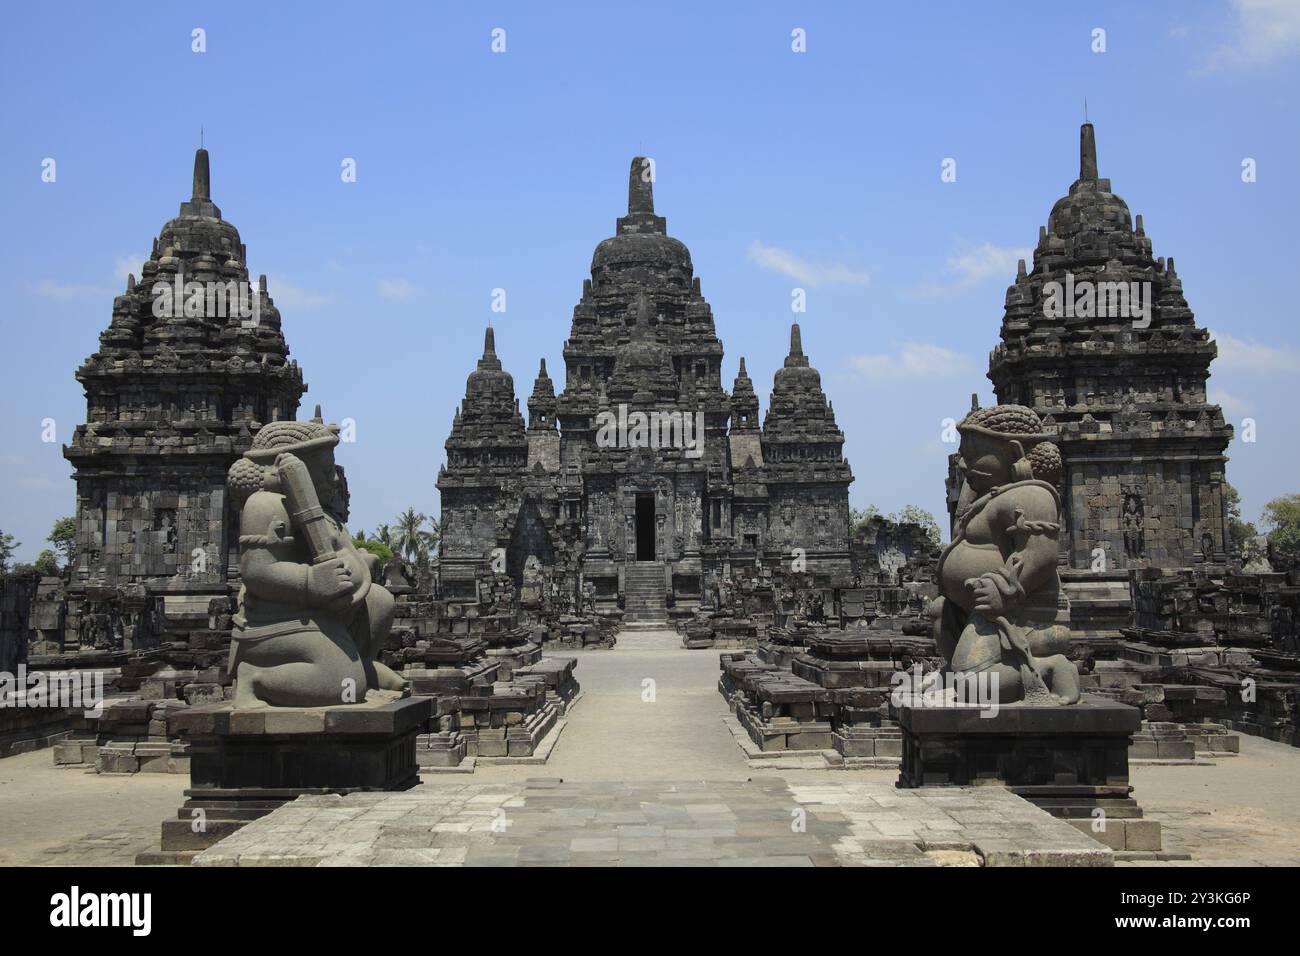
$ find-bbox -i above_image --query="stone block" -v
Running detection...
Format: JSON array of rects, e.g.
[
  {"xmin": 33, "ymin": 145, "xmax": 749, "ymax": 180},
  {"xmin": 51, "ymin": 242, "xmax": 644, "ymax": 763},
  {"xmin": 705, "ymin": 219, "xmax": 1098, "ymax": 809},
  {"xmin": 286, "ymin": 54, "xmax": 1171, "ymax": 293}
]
[{"xmin": 1124, "ymin": 819, "xmax": 1162, "ymax": 851}]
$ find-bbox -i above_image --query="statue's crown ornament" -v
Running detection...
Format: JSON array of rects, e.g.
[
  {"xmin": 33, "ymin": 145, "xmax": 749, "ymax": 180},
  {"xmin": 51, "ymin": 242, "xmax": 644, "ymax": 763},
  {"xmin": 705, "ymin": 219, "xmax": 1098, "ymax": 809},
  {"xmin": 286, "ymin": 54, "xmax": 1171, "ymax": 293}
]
[{"xmin": 243, "ymin": 406, "xmax": 339, "ymax": 462}]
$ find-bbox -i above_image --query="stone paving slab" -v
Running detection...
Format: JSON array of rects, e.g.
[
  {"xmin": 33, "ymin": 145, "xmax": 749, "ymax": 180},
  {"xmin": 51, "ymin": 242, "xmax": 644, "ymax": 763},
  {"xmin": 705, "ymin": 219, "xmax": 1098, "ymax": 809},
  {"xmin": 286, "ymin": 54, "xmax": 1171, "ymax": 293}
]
[{"xmin": 192, "ymin": 777, "xmax": 1110, "ymax": 867}]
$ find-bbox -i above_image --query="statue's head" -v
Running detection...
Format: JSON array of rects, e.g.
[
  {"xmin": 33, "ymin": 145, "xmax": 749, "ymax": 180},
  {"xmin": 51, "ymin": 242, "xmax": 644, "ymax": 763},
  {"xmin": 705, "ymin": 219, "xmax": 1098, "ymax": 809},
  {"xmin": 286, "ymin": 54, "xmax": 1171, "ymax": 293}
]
[
  {"xmin": 236, "ymin": 416, "xmax": 341, "ymax": 503},
  {"xmin": 956, "ymin": 405, "xmax": 1060, "ymax": 494}
]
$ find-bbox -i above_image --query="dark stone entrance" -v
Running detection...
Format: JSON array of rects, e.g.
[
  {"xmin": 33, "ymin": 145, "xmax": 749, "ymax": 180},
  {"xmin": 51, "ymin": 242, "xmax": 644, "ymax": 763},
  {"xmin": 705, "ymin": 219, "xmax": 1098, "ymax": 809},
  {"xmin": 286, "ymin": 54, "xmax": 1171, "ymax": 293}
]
[{"xmin": 635, "ymin": 493, "xmax": 655, "ymax": 561}]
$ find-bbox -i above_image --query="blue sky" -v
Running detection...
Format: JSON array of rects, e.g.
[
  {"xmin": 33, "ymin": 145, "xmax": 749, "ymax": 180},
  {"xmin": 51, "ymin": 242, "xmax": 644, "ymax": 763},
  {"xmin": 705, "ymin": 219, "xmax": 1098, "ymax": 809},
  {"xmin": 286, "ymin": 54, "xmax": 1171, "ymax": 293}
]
[{"xmin": 2, "ymin": 1, "xmax": 1298, "ymax": 560}]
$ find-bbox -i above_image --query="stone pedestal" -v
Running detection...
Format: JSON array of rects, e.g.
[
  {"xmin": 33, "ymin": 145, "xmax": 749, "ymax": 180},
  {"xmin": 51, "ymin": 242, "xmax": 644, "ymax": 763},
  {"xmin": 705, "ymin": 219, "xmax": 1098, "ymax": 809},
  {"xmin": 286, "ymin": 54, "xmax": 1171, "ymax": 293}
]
[
  {"xmin": 895, "ymin": 695, "xmax": 1165, "ymax": 855},
  {"xmin": 137, "ymin": 696, "xmax": 431, "ymax": 865}
]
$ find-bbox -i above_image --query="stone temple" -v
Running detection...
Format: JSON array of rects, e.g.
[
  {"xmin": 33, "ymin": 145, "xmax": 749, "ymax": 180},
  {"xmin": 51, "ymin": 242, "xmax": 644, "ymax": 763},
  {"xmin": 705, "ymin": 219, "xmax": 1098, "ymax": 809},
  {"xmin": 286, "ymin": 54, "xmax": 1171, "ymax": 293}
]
[
  {"xmin": 961, "ymin": 123, "xmax": 1236, "ymax": 630},
  {"xmin": 62, "ymin": 149, "xmax": 306, "ymax": 635},
  {"xmin": 437, "ymin": 158, "xmax": 855, "ymax": 619}
]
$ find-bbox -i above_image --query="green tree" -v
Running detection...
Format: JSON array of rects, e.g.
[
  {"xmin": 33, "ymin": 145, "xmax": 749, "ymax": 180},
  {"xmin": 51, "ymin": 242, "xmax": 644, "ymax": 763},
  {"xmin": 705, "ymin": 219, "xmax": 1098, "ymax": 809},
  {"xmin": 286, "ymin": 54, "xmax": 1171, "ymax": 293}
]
[
  {"xmin": 848, "ymin": 504, "xmax": 880, "ymax": 535},
  {"xmin": 33, "ymin": 550, "xmax": 60, "ymax": 577},
  {"xmin": 0, "ymin": 531, "xmax": 20, "ymax": 574},
  {"xmin": 48, "ymin": 515, "xmax": 76, "ymax": 567},
  {"xmin": 1261, "ymin": 494, "xmax": 1300, "ymax": 560},
  {"xmin": 352, "ymin": 535, "xmax": 393, "ymax": 567},
  {"xmin": 392, "ymin": 509, "xmax": 428, "ymax": 567},
  {"xmin": 1224, "ymin": 483, "xmax": 1257, "ymax": 557}
]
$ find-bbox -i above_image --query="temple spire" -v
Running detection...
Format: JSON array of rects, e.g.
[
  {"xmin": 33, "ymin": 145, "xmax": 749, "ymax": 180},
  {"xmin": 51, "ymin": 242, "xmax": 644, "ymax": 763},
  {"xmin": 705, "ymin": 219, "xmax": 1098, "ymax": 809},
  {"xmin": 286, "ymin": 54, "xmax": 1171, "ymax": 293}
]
[
  {"xmin": 784, "ymin": 323, "xmax": 810, "ymax": 368},
  {"xmin": 1080, "ymin": 122, "xmax": 1098, "ymax": 181},
  {"xmin": 628, "ymin": 156, "xmax": 654, "ymax": 214},
  {"xmin": 193, "ymin": 147, "xmax": 211, "ymax": 201},
  {"xmin": 484, "ymin": 325, "xmax": 496, "ymax": 357}
]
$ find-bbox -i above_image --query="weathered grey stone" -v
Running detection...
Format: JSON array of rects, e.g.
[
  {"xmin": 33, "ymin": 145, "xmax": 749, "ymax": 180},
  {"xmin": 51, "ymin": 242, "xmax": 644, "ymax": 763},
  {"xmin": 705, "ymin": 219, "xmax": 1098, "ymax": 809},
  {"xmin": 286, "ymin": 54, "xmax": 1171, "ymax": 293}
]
[{"xmin": 437, "ymin": 157, "xmax": 854, "ymax": 620}]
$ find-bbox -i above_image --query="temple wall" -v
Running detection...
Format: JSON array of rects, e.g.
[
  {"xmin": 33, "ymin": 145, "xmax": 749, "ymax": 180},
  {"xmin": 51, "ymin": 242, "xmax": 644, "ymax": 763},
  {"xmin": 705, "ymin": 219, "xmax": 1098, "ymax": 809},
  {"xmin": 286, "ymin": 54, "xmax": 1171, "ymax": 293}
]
[
  {"xmin": 73, "ymin": 475, "xmax": 227, "ymax": 588},
  {"xmin": 1062, "ymin": 444, "xmax": 1228, "ymax": 571}
]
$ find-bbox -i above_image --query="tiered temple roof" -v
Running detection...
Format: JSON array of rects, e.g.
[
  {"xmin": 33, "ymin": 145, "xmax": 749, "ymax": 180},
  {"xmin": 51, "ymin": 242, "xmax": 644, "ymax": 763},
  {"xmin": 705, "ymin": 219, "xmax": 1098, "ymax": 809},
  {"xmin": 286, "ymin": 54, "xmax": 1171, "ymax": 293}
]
[
  {"xmin": 438, "ymin": 326, "xmax": 528, "ymax": 482},
  {"xmin": 983, "ymin": 122, "xmax": 1233, "ymax": 571},
  {"xmin": 64, "ymin": 148, "xmax": 306, "ymax": 590}
]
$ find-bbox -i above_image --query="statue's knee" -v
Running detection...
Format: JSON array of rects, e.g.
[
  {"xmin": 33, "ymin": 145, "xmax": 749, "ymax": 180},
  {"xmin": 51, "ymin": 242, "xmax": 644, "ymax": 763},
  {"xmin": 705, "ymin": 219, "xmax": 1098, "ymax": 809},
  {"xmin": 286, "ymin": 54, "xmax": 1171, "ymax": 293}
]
[
  {"xmin": 366, "ymin": 585, "xmax": 396, "ymax": 629},
  {"xmin": 951, "ymin": 617, "xmax": 1000, "ymax": 674}
]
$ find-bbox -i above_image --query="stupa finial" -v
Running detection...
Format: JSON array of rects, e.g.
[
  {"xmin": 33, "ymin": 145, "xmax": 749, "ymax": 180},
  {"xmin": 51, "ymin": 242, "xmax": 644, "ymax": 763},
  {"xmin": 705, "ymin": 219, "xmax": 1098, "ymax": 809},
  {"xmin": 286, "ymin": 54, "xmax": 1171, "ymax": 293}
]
[
  {"xmin": 628, "ymin": 156, "xmax": 654, "ymax": 215},
  {"xmin": 193, "ymin": 147, "xmax": 211, "ymax": 201},
  {"xmin": 1080, "ymin": 121, "xmax": 1098, "ymax": 182}
]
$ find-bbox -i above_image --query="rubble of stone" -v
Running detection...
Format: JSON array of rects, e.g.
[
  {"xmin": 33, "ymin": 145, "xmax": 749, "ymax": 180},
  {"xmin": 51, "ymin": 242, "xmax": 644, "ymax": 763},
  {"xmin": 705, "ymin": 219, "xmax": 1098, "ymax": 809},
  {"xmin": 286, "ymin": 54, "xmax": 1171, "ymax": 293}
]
[
  {"xmin": 707, "ymin": 514, "xmax": 940, "ymax": 763},
  {"xmin": 681, "ymin": 514, "xmax": 938, "ymax": 649},
  {"xmin": 1071, "ymin": 567, "xmax": 1300, "ymax": 751}
]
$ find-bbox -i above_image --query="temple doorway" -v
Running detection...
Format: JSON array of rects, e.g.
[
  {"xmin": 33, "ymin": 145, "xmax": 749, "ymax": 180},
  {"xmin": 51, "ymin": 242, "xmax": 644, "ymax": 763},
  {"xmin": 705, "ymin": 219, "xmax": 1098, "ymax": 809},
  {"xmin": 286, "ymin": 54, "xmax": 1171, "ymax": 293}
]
[{"xmin": 635, "ymin": 493, "xmax": 656, "ymax": 560}]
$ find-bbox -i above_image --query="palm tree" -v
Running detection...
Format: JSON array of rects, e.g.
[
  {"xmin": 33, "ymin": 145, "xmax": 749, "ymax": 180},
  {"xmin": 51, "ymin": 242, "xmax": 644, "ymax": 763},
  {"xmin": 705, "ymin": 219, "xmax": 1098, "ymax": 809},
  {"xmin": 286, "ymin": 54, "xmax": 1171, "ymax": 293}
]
[
  {"xmin": 372, "ymin": 524, "xmax": 393, "ymax": 549},
  {"xmin": 421, "ymin": 515, "xmax": 442, "ymax": 562},
  {"xmin": 393, "ymin": 509, "xmax": 428, "ymax": 564}
]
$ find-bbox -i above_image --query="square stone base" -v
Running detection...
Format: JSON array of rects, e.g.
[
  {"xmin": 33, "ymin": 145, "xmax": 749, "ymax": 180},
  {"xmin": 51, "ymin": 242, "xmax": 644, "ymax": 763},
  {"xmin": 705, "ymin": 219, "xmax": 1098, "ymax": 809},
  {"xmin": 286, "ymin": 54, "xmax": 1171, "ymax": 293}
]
[
  {"xmin": 894, "ymin": 695, "xmax": 1158, "ymax": 850},
  {"xmin": 173, "ymin": 696, "xmax": 431, "ymax": 792},
  {"xmin": 138, "ymin": 697, "xmax": 431, "ymax": 865},
  {"xmin": 896, "ymin": 694, "xmax": 1139, "ymax": 793}
]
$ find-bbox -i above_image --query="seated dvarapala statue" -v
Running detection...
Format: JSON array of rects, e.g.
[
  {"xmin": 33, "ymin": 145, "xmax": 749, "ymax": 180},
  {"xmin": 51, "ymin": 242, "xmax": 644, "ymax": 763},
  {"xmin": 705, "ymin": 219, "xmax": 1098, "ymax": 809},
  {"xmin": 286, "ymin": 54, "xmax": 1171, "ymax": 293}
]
[
  {"xmin": 226, "ymin": 412, "xmax": 408, "ymax": 708},
  {"xmin": 933, "ymin": 404, "xmax": 1081, "ymax": 705}
]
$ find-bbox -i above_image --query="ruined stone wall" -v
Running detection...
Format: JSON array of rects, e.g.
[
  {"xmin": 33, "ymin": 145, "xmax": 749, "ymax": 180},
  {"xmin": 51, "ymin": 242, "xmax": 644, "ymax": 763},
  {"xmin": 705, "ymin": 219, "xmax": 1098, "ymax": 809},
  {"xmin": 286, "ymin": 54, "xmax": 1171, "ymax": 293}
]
[
  {"xmin": 850, "ymin": 517, "xmax": 938, "ymax": 583},
  {"xmin": 0, "ymin": 575, "xmax": 36, "ymax": 674},
  {"xmin": 73, "ymin": 474, "xmax": 227, "ymax": 588}
]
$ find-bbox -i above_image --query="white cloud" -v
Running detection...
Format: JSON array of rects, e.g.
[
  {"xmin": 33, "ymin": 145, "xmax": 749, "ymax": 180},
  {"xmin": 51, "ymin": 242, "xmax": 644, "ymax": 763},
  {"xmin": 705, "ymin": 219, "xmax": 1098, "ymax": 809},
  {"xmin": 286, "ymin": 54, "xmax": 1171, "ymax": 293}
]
[
  {"xmin": 33, "ymin": 278, "xmax": 110, "ymax": 300},
  {"xmin": 1204, "ymin": 0, "xmax": 1300, "ymax": 71},
  {"xmin": 747, "ymin": 240, "xmax": 871, "ymax": 288},
  {"xmin": 113, "ymin": 253, "xmax": 147, "ymax": 282},
  {"xmin": 1209, "ymin": 387, "xmax": 1254, "ymax": 417},
  {"xmin": 378, "ymin": 278, "xmax": 420, "ymax": 301},
  {"xmin": 1211, "ymin": 330, "xmax": 1300, "ymax": 371},
  {"xmin": 265, "ymin": 276, "xmax": 329, "ymax": 309},
  {"xmin": 848, "ymin": 342, "xmax": 975, "ymax": 382},
  {"xmin": 909, "ymin": 241, "xmax": 1031, "ymax": 297}
]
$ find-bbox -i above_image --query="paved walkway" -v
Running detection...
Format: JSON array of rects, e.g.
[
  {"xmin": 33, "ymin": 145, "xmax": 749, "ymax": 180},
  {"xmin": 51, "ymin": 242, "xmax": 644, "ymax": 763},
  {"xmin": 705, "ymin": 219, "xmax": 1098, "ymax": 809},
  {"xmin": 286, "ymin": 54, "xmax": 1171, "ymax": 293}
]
[
  {"xmin": 475, "ymin": 628, "xmax": 748, "ymax": 781},
  {"xmin": 2, "ymin": 627, "xmax": 1300, "ymax": 865},
  {"xmin": 193, "ymin": 776, "xmax": 1107, "ymax": 867}
]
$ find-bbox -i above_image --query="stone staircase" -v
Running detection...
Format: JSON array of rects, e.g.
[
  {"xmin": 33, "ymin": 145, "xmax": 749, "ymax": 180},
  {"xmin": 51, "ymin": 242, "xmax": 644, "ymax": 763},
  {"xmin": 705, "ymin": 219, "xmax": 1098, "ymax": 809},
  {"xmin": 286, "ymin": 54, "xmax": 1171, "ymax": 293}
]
[{"xmin": 624, "ymin": 562, "xmax": 668, "ymax": 625}]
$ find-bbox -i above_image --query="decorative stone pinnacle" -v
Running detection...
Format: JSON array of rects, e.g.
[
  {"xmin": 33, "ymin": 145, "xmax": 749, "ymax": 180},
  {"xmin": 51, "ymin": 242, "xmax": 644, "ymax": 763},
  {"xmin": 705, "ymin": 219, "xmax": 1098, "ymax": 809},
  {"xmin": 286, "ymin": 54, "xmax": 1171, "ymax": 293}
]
[
  {"xmin": 193, "ymin": 148, "xmax": 211, "ymax": 201},
  {"xmin": 628, "ymin": 156, "xmax": 654, "ymax": 214},
  {"xmin": 1080, "ymin": 122, "xmax": 1098, "ymax": 182},
  {"xmin": 784, "ymin": 323, "xmax": 809, "ymax": 368}
]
